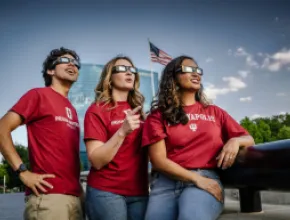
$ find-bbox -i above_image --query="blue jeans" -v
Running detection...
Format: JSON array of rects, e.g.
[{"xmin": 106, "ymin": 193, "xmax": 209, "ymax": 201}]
[
  {"xmin": 145, "ymin": 169, "xmax": 224, "ymax": 220},
  {"xmin": 85, "ymin": 186, "xmax": 148, "ymax": 220}
]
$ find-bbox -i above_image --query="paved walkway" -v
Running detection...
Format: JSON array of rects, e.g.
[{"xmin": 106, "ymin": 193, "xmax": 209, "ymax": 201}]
[
  {"xmin": 220, "ymin": 198, "xmax": 290, "ymax": 220},
  {"xmin": 0, "ymin": 193, "xmax": 24, "ymax": 220},
  {"xmin": 0, "ymin": 193, "xmax": 289, "ymax": 220}
]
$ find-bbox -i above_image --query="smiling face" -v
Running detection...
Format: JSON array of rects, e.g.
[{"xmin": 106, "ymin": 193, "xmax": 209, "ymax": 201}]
[
  {"xmin": 110, "ymin": 59, "xmax": 136, "ymax": 91},
  {"xmin": 176, "ymin": 58, "xmax": 201, "ymax": 91},
  {"xmin": 47, "ymin": 54, "xmax": 79, "ymax": 85}
]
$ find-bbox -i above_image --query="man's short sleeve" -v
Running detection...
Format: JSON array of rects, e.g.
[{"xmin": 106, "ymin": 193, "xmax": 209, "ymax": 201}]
[{"xmin": 10, "ymin": 89, "xmax": 40, "ymax": 124}]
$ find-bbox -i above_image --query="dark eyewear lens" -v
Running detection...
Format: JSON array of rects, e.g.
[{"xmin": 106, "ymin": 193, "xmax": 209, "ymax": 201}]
[
  {"xmin": 53, "ymin": 57, "xmax": 81, "ymax": 69},
  {"xmin": 176, "ymin": 66, "xmax": 203, "ymax": 76},
  {"xmin": 112, "ymin": 65, "xmax": 138, "ymax": 74}
]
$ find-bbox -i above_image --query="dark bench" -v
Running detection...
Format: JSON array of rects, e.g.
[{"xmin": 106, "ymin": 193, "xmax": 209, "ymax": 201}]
[{"xmin": 220, "ymin": 139, "xmax": 290, "ymax": 213}]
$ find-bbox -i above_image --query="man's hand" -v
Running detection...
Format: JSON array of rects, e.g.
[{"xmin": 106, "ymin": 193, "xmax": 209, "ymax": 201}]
[{"xmin": 19, "ymin": 171, "xmax": 55, "ymax": 196}]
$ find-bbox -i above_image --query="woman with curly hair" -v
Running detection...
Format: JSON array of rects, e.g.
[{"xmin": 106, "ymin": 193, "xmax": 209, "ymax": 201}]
[
  {"xmin": 142, "ymin": 55, "xmax": 255, "ymax": 220},
  {"xmin": 84, "ymin": 56, "xmax": 148, "ymax": 220}
]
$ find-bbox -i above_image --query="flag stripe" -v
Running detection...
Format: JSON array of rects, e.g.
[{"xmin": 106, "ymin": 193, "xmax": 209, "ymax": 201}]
[{"xmin": 149, "ymin": 41, "xmax": 172, "ymax": 66}]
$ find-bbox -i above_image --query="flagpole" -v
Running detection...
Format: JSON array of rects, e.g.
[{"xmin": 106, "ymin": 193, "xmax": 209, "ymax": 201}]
[
  {"xmin": 147, "ymin": 38, "xmax": 156, "ymax": 98},
  {"xmin": 3, "ymin": 175, "xmax": 5, "ymax": 194}
]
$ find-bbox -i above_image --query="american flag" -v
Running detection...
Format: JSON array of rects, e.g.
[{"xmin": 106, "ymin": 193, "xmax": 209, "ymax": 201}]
[{"xmin": 149, "ymin": 41, "xmax": 172, "ymax": 65}]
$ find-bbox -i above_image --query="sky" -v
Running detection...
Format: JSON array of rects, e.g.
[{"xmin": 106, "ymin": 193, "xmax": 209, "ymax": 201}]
[{"xmin": 0, "ymin": 0, "xmax": 289, "ymax": 158}]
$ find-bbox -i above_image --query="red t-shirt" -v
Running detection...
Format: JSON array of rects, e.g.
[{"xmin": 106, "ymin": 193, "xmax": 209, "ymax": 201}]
[
  {"xmin": 142, "ymin": 102, "xmax": 249, "ymax": 169},
  {"xmin": 84, "ymin": 102, "xmax": 148, "ymax": 196},
  {"xmin": 11, "ymin": 87, "xmax": 81, "ymax": 196}
]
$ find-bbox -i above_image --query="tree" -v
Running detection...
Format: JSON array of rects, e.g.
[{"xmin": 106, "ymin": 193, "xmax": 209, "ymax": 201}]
[
  {"xmin": 2, "ymin": 144, "xmax": 29, "ymax": 190},
  {"xmin": 283, "ymin": 113, "xmax": 290, "ymax": 127},
  {"xmin": 240, "ymin": 117, "xmax": 256, "ymax": 135},
  {"xmin": 256, "ymin": 120, "xmax": 272, "ymax": 142},
  {"xmin": 0, "ymin": 163, "xmax": 9, "ymax": 191},
  {"xmin": 240, "ymin": 117, "xmax": 264, "ymax": 144},
  {"xmin": 240, "ymin": 113, "xmax": 290, "ymax": 143},
  {"xmin": 277, "ymin": 126, "xmax": 290, "ymax": 140},
  {"xmin": 268, "ymin": 116, "xmax": 283, "ymax": 141}
]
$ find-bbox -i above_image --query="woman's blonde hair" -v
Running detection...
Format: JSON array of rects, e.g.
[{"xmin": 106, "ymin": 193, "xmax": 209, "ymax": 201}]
[{"xmin": 94, "ymin": 55, "xmax": 145, "ymax": 118}]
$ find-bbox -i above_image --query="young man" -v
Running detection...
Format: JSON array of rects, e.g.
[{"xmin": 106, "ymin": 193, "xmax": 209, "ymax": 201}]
[{"xmin": 0, "ymin": 47, "xmax": 84, "ymax": 220}]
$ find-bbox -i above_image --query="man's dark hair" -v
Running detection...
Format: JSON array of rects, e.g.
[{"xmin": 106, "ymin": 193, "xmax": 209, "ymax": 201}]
[{"xmin": 42, "ymin": 47, "xmax": 80, "ymax": 86}]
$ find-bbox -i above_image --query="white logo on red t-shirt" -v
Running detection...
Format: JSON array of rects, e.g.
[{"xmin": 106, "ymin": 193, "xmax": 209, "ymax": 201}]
[
  {"xmin": 111, "ymin": 120, "xmax": 124, "ymax": 125},
  {"xmin": 54, "ymin": 107, "xmax": 79, "ymax": 129},
  {"xmin": 186, "ymin": 113, "xmax": 215, "ymax": 122},
  {"xmin": 189, "ymin": 123, "xmax": 197, "ymax": 131},
  {"xmin": 65, "ymin": 107, "xmax": 73, "ymax": 120},
  {"xmin": 110, "ymin": 109, "xmax": 131, "ymax": 125}
]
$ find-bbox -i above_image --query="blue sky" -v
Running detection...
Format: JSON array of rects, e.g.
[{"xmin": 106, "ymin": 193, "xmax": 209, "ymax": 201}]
[{"xmin": 0, "ymin": 0, "xmax": 289, "ymax": 154}]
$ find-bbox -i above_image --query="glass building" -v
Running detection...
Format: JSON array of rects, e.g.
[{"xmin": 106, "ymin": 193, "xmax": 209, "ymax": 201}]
[{"xmin": 69, "ymin": 64, "xmax": 159, "ymax": 171}]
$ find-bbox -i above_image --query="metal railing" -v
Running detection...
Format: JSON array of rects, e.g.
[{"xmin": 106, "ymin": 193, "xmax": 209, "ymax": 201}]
[
  {"xmin": 220, "ymin": 139, "xmax": 290, "ymax": 212},
  {"xmin": 80, "ymin": 139, "xmax": 290, "ymax": 213}
]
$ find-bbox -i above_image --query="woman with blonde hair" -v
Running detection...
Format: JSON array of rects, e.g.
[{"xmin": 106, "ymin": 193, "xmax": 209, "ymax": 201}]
[{"xmin": 84, "ymin": 56, "xmax": 148, "ymax": 220}]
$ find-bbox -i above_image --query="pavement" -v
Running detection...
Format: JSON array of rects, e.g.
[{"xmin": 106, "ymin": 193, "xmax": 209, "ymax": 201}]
[
  {"xmin": 0, "ymin": 193, "xmax": 289, "ymax": 220},
  {"xmin": 219, "ymin": 197, "xmax": 290, "ymax": 220}
]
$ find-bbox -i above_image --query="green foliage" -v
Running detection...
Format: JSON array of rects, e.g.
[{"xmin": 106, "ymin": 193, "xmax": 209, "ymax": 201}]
[
  {"xmin": 240, "ymin": 113, "xmax": 290, "ymax": 144},
  {"xmin": 1, "ymin": 144, "xmax": 29, "ymax": 190},
  {"xmin": 277, "ymin": 125, "xmax": 290, "ymax": 140},
  {"xmin": 0, "ymin": 163, "xmax": 9, "ymax": 186}
]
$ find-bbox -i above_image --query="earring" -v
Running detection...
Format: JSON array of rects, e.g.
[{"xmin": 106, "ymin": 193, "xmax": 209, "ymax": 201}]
[{"xmin": 108, "ymin": 81, "xmax": 112, "ymax": 89}]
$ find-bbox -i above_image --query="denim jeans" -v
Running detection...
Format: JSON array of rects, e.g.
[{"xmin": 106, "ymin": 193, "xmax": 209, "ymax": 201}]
[
  {"xmin": 145, "ymin": 169, "xmax": 224, "ymax": 220},
  {"xmin": 85, "ymin": 186, "xmax": 148, "ymax": 220}
]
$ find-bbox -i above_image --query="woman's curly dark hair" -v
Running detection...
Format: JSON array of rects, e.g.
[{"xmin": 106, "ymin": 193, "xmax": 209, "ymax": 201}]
[
  {"xmin": 41, "ymin": 47, "xmax": 80, "ymax": 86},
  {"xmin": 151, "ymin": 55, "xmax": 210, "ymax": 125}
]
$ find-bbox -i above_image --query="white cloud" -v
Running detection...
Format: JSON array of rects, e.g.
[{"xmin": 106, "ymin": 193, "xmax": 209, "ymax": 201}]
[
  {"xmin": 233, "ymin": 47, "xmax": 259, "ymax": 68},
  {"xmin": 268, "ymin": 62, "xmax": 281, "ymax": 71},
  {"xmin": 272, "ymin": 48, "xmax": 290, "ymax": 61},
  {"xmin": 246, "ymin": 56, "xmax": 259, "ymax": 68},
  {"xmin": 234, "ymin": 47, "xmax": 248, "ymax": 57},
  {"xmin": 231, "ymin": 47, "xmax": 290, "ymax": 72},
  {"xmin": 240, "ymin": 96, "xmax": 252, "ymax": 102},
  {"xmin": 276, "ymin": 92, "xmax": 286, "ymax": 97},
  {"xmin": 205, "ymin": 57, "xmax": 214, "ymax": 63},
  {"xmin": 262, "ymin": 48, "xmax": 290, "ymax": 72},
  {"xmin": 249, "ymin": 111, "xmax": 288, "ymax": 120},
  {"xmin": 222, "ymin": 77, "xmax": 247, "ymax": 91},
  {"xmin": 250, "ymin": 114, "xmax": 262, "ymax": 119},
  {"xmin": 204, "ymin": 84, "xmax": 230, "ymax": 100},
  {"xmin": 204, "ymin": 77, "xmax": 247, "ymax": 100},
  {"xmin": 257, "ymin": 52, "xmax": 264, "ymax": 57},
  {"xmin": 238, "ymin": 70, "xmax": 250, "ymax": 78}
]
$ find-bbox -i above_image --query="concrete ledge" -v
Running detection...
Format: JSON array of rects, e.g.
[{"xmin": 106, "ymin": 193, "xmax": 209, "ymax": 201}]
[
  {"xmin": 225, "ymin": 189, "xmax": 290, "ymax": 205},
  {"xmin": 220, "ymin": 198, "xmax": 290, "ymax": 220}
]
